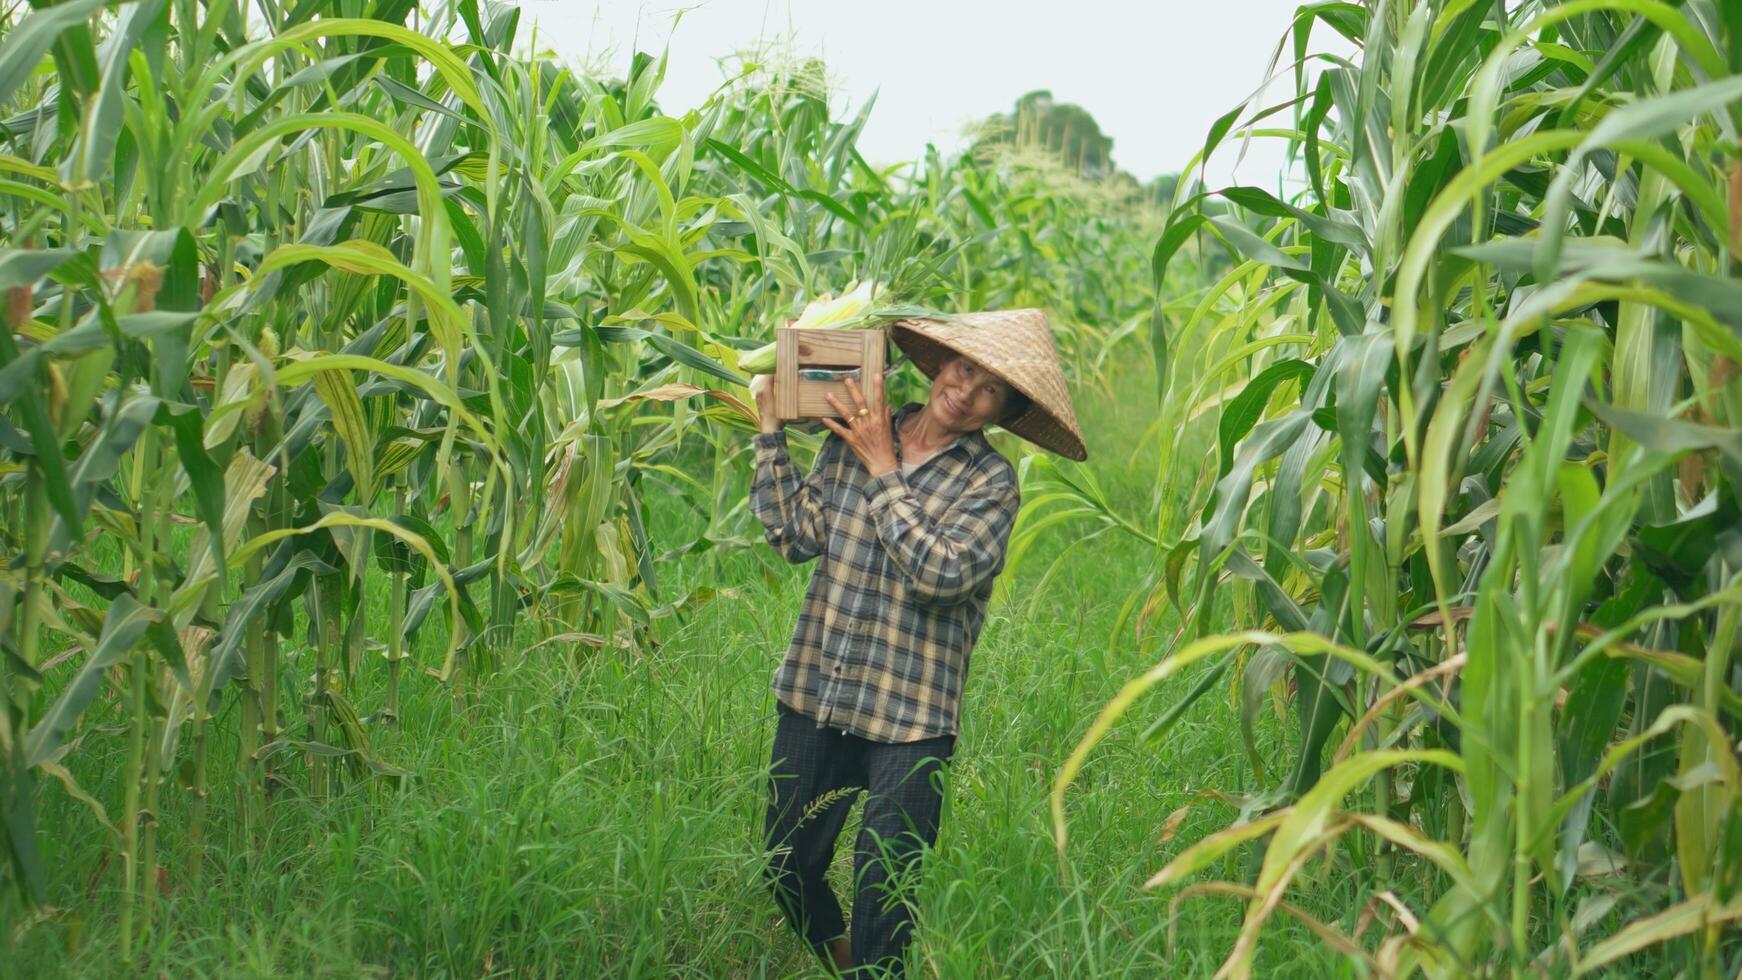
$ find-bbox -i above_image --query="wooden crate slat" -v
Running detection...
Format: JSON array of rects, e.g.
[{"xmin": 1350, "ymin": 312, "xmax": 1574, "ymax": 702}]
[
  {"xmin": 774, "ymin": 328, "xmax": 887, "ymax": 420},
  {"xmin": 794, "ymin": 330, "xmax": 872, "ymax": 364},
  {"xmin": 775, "ymin": 329, "xmax": 799, "ymax": 420}
]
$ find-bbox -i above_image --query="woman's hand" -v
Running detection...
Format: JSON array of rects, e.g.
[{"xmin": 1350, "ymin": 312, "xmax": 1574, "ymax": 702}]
[
  {"xmin": 821, "ymin": 374, "xmax": 897, "ymax": 477},
  {"xmin": 749, "ymin": 374, "xmax": 782, "ymax": 434}
]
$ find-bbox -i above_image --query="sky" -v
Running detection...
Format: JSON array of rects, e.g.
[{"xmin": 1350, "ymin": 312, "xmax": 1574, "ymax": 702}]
[{"xmin": 516, "ymin": 0, "xmax": 1354, "ymax": 189}]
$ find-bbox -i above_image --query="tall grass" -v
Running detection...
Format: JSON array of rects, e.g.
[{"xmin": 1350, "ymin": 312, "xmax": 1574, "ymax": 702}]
[{"xmin": 1044, "ymin": 1, "xmax": 1742, "ymax": 975}]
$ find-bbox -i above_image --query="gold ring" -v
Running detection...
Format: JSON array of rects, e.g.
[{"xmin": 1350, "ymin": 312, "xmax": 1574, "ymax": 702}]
[{"xmin": 856, "ymin": 408, "xmax": 870, "ymax": 418}]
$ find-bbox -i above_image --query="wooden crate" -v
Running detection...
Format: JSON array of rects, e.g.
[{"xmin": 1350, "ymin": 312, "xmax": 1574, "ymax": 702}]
[{"xmin": 773, "ymin": 327, "xmax": 887, "ymax": 420}]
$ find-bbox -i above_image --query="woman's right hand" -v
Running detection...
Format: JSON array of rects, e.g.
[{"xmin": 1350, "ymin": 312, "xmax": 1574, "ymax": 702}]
[{"xmin": 750, "ymin": 374, "xmax": 782, "ymax": 434}]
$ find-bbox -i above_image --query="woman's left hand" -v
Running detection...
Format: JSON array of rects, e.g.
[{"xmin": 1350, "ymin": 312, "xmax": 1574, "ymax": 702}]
[{"xmin": 821, "ymin": 374, "xmax": 897, "ymax": 478}]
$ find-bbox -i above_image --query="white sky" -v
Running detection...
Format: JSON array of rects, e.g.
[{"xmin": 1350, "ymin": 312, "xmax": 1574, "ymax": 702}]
[{"xmin": 515, "ymin": 0, "xmax": 1354, "ymax": 189}]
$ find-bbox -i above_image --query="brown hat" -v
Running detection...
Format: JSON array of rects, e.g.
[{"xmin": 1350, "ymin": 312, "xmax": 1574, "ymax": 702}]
[{"xmin": 889, "ymin": 309, "xmax": 1087, "ymax": 461}]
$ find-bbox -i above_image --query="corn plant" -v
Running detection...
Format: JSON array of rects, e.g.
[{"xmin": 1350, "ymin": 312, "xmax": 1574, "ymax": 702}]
[
  {"xmin": 0, "ymin": 0, "xmax": 744, "ymax": 948},
  {"xmin": 1048, "ymin": 1, "xmax": 1742, "ymax": 975}
]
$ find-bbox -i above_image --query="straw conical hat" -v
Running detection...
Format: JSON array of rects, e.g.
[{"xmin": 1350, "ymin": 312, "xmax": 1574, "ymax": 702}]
[{"xmin": 889, "ymin": 309, "xmax": 1087, "ymax": 461}]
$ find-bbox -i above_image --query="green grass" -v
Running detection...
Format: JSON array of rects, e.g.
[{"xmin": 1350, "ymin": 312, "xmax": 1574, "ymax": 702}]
[{"xmin": 10, "ymin": 375, "xmax": 1348, "ymax": 978}]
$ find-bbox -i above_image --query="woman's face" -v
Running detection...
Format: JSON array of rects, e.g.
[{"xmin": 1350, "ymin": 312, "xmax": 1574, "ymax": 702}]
[{"xmin": 922, "ymin": 356, "xmax": 1013, "ymax": 436}]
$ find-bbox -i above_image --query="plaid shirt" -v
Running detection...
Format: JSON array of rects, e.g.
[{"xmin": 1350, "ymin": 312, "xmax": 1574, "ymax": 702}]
[{"xmin": 751, "ymin": 402, "xmax": 1021, "ymax": 743}]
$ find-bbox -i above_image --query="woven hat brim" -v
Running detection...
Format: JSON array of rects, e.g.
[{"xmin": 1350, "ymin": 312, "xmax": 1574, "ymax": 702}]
[{"xmin": 889, "ymin": 317, "xmax": 1088, "ymax": 461}]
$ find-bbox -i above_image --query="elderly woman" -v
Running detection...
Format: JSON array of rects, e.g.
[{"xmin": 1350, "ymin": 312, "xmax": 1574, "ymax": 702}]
[{"xmin": 747, "ymin": 310, "xmax": 1087, "ymax": 977}]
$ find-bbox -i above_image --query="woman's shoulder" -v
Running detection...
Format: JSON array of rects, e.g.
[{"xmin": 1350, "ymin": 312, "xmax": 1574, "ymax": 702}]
[{"xmin": 964, "ymin": 438, "xmax": 1018, "ymax": 488}]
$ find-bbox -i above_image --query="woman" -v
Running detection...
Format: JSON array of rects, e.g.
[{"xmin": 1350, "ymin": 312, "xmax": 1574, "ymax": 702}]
[{"xmin": 747, "ymin": 309, "xmax": 1087, "ymax": 976}]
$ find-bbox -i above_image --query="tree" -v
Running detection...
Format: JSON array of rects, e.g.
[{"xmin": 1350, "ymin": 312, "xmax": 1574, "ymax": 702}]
[{"xmin": 973, "ymin": 89, "xmax": 1115, "ymax": 179}]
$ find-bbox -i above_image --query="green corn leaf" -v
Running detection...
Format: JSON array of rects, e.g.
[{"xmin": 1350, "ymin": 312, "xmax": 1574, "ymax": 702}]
[
  {"xmin": 67, "ymin": 0, "xmax": 163, "ymax": 185},
  {"xmin": 1540, "ymin": 76, "xmax": 1742, "ymax": 279},
  {"xmin": 25, "ymin": 595, "xmax": 159, "ymax": 767},
  {"xmin": 0, "ymin": 316, "xmax": 79, "ymax": 538},
  {"xmin": 594, "ymin": 325, "xmax": 747, "ymax": 386},
  {"xmin": 202, "ymin": 548, "xmax": 336, "ymax": 709},
  {"xmin": 1145, "ymin": 811, "xmax": 1289, "ymax": 890},
  {"xmin": 0, "ymin": 247, "xmax": 78, "ymax": 292},
  {"xmin": 1217, "ymin": 359, "xmax": 1316, "ymax": 478},
  {"xmin": 312, "ymin": 368, "xmax": 376, "ymax": 504},
  {"xmin": 1576, "ymin": 894, "xmax": 1742, "ymax": 975},
  {"xmin": 155, "ymin": 399, "xmax": 227, "ymax": 578},
  {"xmin": 3, "ymin": 737, "xmax": 46, "ymax": 902},
  {"xmin": 0, "ymin": 0, "xmax": 106, "ymax": 109}
]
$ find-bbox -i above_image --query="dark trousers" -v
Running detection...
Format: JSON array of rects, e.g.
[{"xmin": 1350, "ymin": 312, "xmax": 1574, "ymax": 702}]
[{"xmin": 763, "ymin": 702, "xmax": 954, "ymax": 977}]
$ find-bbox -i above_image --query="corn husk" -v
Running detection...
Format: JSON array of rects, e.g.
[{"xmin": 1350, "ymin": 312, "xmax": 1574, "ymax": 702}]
[{"xmin": 740, "ymin": 281, "xmax": 881, "ymax": 374}]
